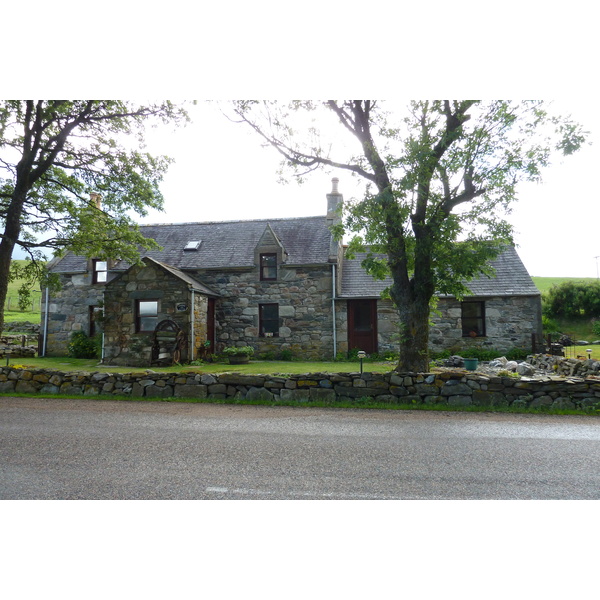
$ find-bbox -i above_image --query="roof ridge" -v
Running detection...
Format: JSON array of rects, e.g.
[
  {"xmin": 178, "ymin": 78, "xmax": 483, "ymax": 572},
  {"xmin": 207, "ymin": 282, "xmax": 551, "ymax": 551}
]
[{"xmin": 139, "ymin": 215, "xmax": 325, "ymax": 228}]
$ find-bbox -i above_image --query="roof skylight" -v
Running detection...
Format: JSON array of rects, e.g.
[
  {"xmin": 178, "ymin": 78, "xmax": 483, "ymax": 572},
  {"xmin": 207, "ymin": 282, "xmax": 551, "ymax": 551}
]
[{"xmin": 184, "ymin": 241, "xmax": 202, "ymax": 251}]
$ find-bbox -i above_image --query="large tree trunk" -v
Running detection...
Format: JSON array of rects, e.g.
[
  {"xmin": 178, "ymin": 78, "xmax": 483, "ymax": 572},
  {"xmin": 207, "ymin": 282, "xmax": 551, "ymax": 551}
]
[
  {"xmin": 394, "ymin": 295, "xmax": 432, "ymax": 373},
  {"xmin": 0, "ymin": 240, "xmax": 13, "ymax": 337},
  {"xmin": 0, "ymin": 190, "xmax": 26, "ymax": 336},
  {"xmin": 391, "ymin": 230, "xmax": 435, "ymax": 373}
]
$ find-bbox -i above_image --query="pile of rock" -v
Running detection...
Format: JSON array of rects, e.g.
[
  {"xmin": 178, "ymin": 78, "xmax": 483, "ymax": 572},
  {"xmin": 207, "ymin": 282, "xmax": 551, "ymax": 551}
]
[
  {"xmin": 527, "ymin": 354, "xmax": 600, "ymax": 378},
  {"xmin": 0, "ymin": 343, "xmax": 37, "ymax": 358},
  {"xmin": 3, "ymin": 321, "xmax": 40, "ymax": 334},
  {"xmin": 437, "ymin": 355, "xmax": 537, "ymax": 376},
  {"xmin": 0, "ymin": 323, "xmax": 39, "ymax": 358}
]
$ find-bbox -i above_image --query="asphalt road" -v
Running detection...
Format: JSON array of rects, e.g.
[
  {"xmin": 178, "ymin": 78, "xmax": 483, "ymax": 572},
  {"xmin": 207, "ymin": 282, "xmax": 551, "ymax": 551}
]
[{"xmin": 1, "ymin": 396, "xmax": 600, "ymax": 499}]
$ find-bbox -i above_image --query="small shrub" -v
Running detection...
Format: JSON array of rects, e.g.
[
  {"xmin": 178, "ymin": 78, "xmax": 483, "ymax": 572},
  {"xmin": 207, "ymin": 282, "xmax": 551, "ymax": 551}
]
[
  {"xmin": 279, "ymin": 349, "xmax": 294, "ymax": 361},
  {"xmin": 68, "ymin": 331, "xmax": 101, "ymax": 359},
  {"xmin": 460, "ymin": 348, "xmax": 499, "ymax": 361},
  {"xmin": 347, "ymin": 348, "xmax": 361, "ymax": 360},
  {"xmin": 222, "ymin": 345, "xmax": 255, "ymax": 357},
  {"xmin": 542, "ymin": 315, "xmax": 560, "ymax": 334},
  {"xmin": 504, "ymin": 347, "xmax": 529, "ymax": 361},
  {"xmin": 593, "ymin": 320, "xmax": 600, "ymax": 338}
]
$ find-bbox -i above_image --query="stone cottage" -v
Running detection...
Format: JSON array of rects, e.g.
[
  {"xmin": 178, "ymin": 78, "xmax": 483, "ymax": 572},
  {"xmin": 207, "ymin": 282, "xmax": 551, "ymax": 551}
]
[{"xmin": 41, "ymin": 179, "xmax": 542, "ymax": 365}]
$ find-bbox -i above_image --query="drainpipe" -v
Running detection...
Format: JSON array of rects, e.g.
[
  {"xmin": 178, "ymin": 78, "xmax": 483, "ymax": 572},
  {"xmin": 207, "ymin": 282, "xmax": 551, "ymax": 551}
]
[
  {"xmin": 42, "ymin": 287, "xmax": 49, "ymax": 356},
  {"xmin": 190, "ymin": 289, "xmax": 195, "ymax": 362},
  {"xmin": 332, "ymin": 264, "xmax": 337, "ymax": 359},
  {"xmin": 101, "ymin": 290, "xmax": 106, "ymax": 362}
]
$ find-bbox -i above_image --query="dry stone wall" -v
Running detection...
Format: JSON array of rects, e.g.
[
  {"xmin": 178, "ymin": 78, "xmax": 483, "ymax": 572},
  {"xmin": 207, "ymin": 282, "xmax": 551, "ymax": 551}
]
[{"xmin": 3, "ymin": 366, "xmax": 599, "ymax": 411}]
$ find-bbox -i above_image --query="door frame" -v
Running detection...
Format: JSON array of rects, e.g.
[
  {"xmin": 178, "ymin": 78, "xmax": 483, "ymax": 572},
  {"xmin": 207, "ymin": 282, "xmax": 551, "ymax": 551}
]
[{"xmin": 347, "ymin": 299, "xmax": 378, "ymax": 354}]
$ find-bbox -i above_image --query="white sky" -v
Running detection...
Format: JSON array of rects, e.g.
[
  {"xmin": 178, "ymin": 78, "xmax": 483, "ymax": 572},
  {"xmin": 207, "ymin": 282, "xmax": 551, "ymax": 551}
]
[
  {"xmin": 6, "ymin": 2, "xmax": 598, "ymax": 280},
  {"xmin": 139, "ymin": 100, "xmax": 600, "ymax": 279}
]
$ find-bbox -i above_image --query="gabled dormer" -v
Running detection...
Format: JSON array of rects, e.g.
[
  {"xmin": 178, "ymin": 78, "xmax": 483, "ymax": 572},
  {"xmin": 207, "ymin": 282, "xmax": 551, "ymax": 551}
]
[{"xmin": 254, "ymin": 223, "xmax": 287, "ymax": 281}]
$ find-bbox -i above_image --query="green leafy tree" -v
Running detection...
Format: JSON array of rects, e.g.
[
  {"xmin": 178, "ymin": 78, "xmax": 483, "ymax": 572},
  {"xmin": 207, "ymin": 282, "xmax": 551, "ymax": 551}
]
[
  {"xmin": 0, "ymin": 100, "xmax": 188, "ymax": 334},
  {"xmin": 543, "ymin": 280, "xmax": 600, "ymax": 318},
  {"xmin": 231, "ymin": 100, "xmax": 587, "ymax": 372}
]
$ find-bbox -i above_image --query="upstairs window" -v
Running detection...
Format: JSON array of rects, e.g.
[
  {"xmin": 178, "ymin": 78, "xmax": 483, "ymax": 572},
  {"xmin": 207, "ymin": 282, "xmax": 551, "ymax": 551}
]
[
  {"xmin": 260, "ymin": 253, "xmax": 277, "ymax": 281},
  {"xmin": 92, "ymin": 259, "xmax": 108, "ymax": 284},
  {"xmin": 461, "ymin": 301, "xmax": 486, "ymax": 337},
  {"xmin": 259, "ymin": 303, "xmax": 279, "ymax": 337},
  {"xmin": 136, "ymin": 300, "xmax": 159, "ymax": 333}
]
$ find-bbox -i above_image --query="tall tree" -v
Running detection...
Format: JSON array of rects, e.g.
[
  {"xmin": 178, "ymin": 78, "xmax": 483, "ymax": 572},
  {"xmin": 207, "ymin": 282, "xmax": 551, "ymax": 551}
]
[
  {"xmin": 231, "ymin": 100, "xmax": 587, "ymax": 371},
  {"xmin": 0, "ymin": 100, "xmax": 188, "ymax": 334}
]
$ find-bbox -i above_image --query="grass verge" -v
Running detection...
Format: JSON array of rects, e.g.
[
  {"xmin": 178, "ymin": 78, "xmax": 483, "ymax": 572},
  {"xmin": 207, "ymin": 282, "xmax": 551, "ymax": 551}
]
[{"xmin": 2, "ymin": 391, "xmax": 598, "ymax": 417}]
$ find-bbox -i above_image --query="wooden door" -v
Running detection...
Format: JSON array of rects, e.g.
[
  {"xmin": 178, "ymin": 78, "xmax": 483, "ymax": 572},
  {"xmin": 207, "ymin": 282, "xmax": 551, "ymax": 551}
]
[
  {"xmin": 206, "ymin": 298, "xmax": 216, "ymax": 353},
  {"xmin": 347, "ymin": 299, "xmax": 378, "ymax": 354}
]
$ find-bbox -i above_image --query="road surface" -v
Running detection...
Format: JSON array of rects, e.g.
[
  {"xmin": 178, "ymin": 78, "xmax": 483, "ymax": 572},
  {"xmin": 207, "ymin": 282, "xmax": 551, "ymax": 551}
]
[{"xmin": 1, "ymin": 396, "xmax": 599, "ymax": 499}]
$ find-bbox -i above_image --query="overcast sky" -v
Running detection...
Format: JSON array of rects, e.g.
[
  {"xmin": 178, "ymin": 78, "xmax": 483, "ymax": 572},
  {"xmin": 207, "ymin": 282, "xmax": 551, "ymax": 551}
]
[
  {"xmin": 140, "ymin": 100, "xmax": 600, "ymax": 279},
  {"xmin": 7, "ymin": 4, "xmax": 598, "ymax": 281}
]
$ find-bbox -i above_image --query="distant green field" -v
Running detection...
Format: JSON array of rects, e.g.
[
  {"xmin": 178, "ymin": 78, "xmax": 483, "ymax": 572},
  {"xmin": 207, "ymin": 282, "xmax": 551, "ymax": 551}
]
[
  {"xmin": 5, "ymin": 260, "xmax": 43, "ymax": 321},
  {"xmin": 531, "ymin": 276, "xmax": 598, "ymax": 295}
]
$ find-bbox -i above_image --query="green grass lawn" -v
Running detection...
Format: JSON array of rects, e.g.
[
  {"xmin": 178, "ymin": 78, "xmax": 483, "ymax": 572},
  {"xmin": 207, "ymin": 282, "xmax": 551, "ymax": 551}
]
[{"xmin": 9, "ymin": 356, "xmax": 395, "ymax": 375}]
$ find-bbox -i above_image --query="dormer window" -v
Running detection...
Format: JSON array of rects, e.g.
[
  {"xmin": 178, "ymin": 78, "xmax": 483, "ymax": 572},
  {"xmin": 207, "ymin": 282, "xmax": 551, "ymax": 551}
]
[
  {"xmin": 92, "ymin": 259, "xmax": 108, "ymax": 284},
  {"xmin": 260, "ymin": 253, "xmax": 277, "ymax": 281}
]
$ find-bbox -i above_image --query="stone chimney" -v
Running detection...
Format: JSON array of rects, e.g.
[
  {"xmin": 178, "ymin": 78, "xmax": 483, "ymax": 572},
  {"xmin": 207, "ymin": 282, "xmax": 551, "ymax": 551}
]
[
  {"xmin": 90, "ymin": 192, "xmax": 102, "ymax": 210},
  {"xmin": 326, "ymin": 177, "xmax": 344, "ymax": 267},
  {"xmin": 326, "ymin": 177, "xmax": 342, "ymax": 224}
]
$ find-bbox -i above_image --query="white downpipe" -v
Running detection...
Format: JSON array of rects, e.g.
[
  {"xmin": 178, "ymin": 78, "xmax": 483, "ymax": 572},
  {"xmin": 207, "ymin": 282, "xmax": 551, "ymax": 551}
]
[
  {"xmin": 42, "ymin": 287, "xmax": 50, "ymax": 357},
  {"xmin": 190, "ymin": 289, "xmax": 195, "ymax": 362},
  {"xmin": 101, "ymin": 290, "xmax": 106, "ymax": 362},
  {"xmin": 331, "ymin": 264, "xmax": 337, "ymax": 359}
]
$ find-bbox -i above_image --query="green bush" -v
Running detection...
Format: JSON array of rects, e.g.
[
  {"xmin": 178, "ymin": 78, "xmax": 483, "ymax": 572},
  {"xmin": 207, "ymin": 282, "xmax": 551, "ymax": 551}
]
[
  {"xmin": 279, "ymin": 349, "xmax": 294, "ymax": 361},
  {"xmin": 542, "ymin": 315, "xmax": 560, "ymax": 333},
  {"xmin": 504, "ymin": 347, "xmax": 530, "ymax": 361},
  {"xmin": 593, "ymin": 320, "xmax": 600, "ymax": 337},
  {"xmin": 543, "ymin": 280, "xmax": 600, "ymax": 318},
  {"xmin": 68, "ymin": 331, "xmax": 101, "ymax": 359}
]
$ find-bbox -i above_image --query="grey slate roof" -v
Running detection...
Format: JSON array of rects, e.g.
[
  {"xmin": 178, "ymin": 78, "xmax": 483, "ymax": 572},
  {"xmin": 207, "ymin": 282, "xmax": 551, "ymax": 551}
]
[
  {"xmin": 144, "ymin": 258, "xmax": 220, "ymax": 296},
  {"xmin": 340, "ymin": 246, "xmax": 539, "ymax": 299},
  {"xmin": 50, "ymin": 215, "xmax": 333, "ymax": 273}
]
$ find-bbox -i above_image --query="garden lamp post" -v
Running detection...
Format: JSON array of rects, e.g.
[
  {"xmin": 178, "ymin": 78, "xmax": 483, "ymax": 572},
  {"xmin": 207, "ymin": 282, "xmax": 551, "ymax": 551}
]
[{"xmin": 357, "ymin": 350, "xmax": 366, "ymax": 374}]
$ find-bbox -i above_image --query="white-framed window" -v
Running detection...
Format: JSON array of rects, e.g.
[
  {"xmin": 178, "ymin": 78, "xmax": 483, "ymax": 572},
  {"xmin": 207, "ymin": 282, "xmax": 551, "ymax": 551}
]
[{"xmin": 136, "ymin": 299, "xmax": 159, "ymax": 333}]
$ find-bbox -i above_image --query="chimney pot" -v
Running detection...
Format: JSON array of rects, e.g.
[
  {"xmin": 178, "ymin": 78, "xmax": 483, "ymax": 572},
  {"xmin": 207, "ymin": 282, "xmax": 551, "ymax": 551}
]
[
  {"xmin": 331, "ymin": 178, "xmax": 339, "ymax": 194},
  {"xmin": 90, "ymin": 192, "xmax": 102, "ymax": 209}
]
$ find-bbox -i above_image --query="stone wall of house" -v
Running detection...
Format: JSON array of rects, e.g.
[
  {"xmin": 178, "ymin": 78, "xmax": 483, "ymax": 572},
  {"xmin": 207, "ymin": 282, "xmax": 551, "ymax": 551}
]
[
  {"xmin": 102, "ymin": 261, "xmax": 194, "ymax": 367},
  {"xmin": 334, "ymin": 295, "xmax": 541, "ymax": 357},
  {"xmin": 41, "ymin": 273, "xmax": 104, "ymax": 356},
  {"xmin": 429, "ymin": 295, "xmax": 542, "ymax": 354},
  {"xmin": 3, "ymin": 366, "xmax": 599, "ymax": 411},
  {"xmin": 196, "ymin": 265, "xmax": 336, "ymax": 360}
]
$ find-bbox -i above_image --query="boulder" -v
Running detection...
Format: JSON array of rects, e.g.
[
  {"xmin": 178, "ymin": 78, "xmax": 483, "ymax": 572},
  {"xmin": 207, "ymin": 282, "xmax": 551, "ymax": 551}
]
[{"xmin": 516, "ymin": 362, "xmax": 536, "ymax": 376}]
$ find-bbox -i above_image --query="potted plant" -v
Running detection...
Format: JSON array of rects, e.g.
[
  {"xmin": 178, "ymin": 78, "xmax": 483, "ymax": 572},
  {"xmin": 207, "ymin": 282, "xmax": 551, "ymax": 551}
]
[
  {"xmin": 463, "ymin": 357, "xmax": 479, "ymax": 371},
  {"xmin": 222, "ymin": 345, "xmax": 255, "ymax": 365}
]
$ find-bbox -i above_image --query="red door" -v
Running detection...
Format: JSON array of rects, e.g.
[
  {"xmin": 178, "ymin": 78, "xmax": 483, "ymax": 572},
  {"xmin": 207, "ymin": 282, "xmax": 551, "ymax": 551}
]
[
  {"xmin": 207, "ymin": 298, "xmax": 216, "ymax": 353},
  {"xmin": 347, "ymin": 299, "xmax": 378, "ymax": 354}
]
